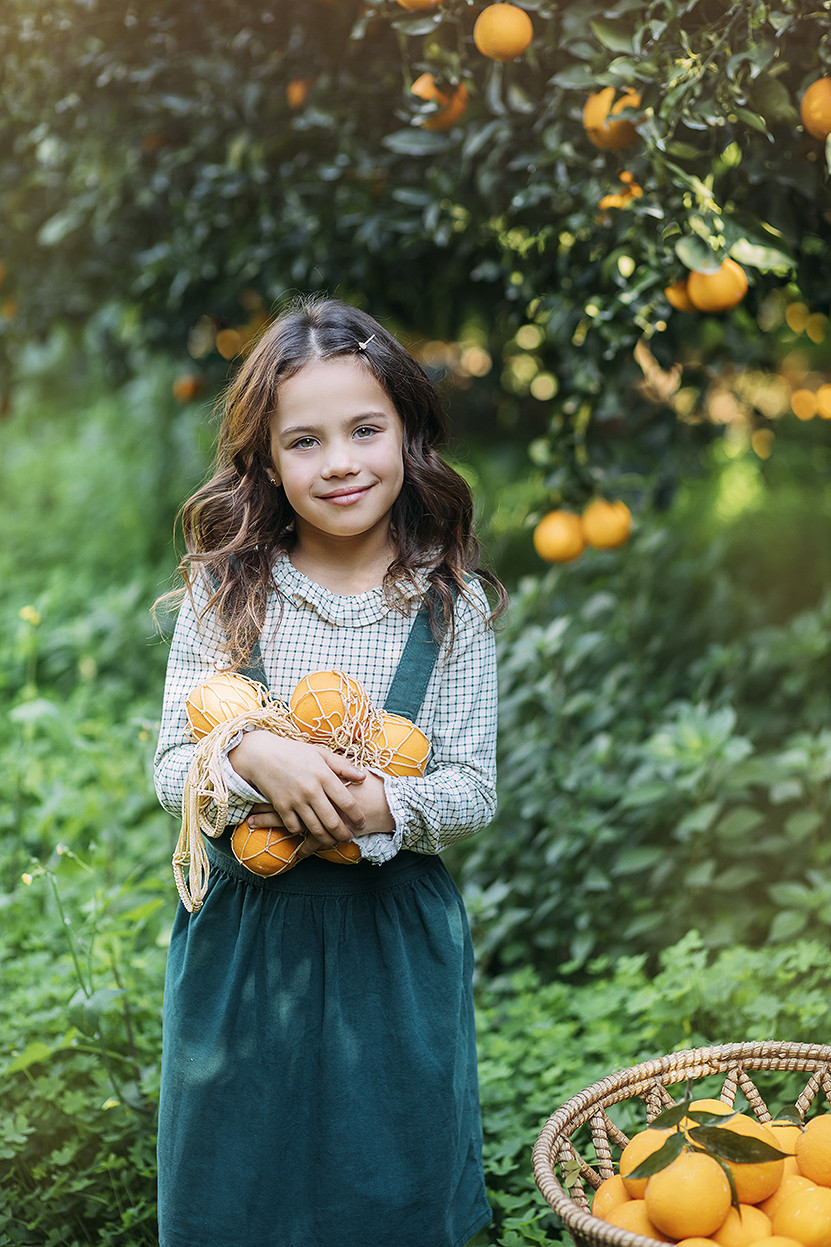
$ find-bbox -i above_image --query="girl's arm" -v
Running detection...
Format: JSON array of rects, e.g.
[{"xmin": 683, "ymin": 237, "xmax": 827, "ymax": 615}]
[{"xmin": 154, "ymin": 576, "xmax": 366, "ymax": 844}]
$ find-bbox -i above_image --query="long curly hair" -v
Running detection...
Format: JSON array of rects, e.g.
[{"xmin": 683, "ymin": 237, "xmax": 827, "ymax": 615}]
[{"xmin": 167, "ymin": 295, "xmax": 507, "ymax": 666}]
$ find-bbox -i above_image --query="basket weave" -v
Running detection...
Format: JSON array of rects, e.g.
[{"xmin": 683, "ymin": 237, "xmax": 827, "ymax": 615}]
[{"xmin": 532, "ymin": 1040, "xmax": 831, "ymax": 1247}]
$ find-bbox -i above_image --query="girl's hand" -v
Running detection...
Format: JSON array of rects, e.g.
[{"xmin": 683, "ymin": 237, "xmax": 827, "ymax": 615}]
[{"xmin": 228, "ymin": 731, "xmax": 367, "ymax": 846}]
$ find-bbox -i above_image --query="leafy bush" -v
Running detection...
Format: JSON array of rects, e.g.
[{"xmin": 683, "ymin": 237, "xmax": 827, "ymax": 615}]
[{"xmin": 455, "ymin": 460, "xmax": 831, "ymax": 974}]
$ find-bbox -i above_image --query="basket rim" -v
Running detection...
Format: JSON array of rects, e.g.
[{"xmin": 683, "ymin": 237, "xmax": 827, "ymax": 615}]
[{"xmin": 532, "ymin": 1039, "xmax": 831, "ymax": 1247}]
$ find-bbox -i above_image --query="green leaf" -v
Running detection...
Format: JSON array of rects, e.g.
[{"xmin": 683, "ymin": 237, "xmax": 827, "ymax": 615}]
[
  {"xmin": 381, "ymin": 129, "xmax": 452, "ymax": 156},
  {"xmin": 589, "ymin": 18, "xmax": 635, "ymax": 54},
  {"xmin": 676, "ymin": 235, "xmax": 720, "ymax": 271},
  {"xmin": 688, "ymin": 1126, "xmax": 789, "ymax": 1163},
  {"xmin": 626, "ymin": 1130, "xmax": 686, "ymax": 1179}
]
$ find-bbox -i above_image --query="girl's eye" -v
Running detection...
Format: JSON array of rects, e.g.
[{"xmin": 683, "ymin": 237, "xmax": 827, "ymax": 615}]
[
  {"xmin": 354, "ymin": 425, "xmax": 377, "ymax": 439},
  {"xmin": 292, "ymin": 436, "xmax": 318, "ymax": 450}
]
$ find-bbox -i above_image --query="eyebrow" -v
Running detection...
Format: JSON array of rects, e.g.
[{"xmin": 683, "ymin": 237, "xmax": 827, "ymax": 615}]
[{"xmin": 278, "ymin": 411, "xmax": 393, "ymax": 440}]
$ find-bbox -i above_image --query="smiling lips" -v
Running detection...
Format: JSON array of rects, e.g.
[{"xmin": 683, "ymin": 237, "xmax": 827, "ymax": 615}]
[{"xmin": 319, "ymin": 484, "xmax": 374, "ymax": 505}]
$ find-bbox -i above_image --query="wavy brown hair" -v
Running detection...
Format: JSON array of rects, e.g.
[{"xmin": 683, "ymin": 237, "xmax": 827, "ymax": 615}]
[{"xmin": 165, "ymin": 295, "xmax": 507, "ymax": 667}]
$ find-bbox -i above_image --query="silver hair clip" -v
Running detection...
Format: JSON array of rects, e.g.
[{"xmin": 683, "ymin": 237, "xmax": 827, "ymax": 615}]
[{"xmin": 357, "ymin": 333, "xmax": 376, "ymax": 351}]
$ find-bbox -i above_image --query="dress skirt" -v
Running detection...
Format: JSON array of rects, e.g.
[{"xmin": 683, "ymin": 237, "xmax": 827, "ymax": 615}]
[{"xmin": 157, "ymin": 834, "xmax": 491, "ymax": 1247}]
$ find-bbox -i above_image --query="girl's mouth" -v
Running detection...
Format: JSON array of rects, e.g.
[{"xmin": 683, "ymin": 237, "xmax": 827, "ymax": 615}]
[{"xmin": 320, "ymin": 485, "xmax": 373, "ymax": 505}]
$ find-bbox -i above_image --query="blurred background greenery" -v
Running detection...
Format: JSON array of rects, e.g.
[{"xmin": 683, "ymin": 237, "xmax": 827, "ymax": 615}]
[{"xmin": 2, "ymin": 1, "xmax": 831, "ymax": 1243}]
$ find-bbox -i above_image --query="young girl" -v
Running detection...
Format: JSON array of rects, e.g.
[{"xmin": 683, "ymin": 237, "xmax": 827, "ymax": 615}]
[{"xmin": 154, "ymin": 296, "xmax": 506, "ymax": 1247}]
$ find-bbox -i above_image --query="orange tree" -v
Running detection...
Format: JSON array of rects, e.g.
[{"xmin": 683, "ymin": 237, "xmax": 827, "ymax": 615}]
[{"xmin": 1, "ymin": 0, "xmax": 830, "ymax": 498}]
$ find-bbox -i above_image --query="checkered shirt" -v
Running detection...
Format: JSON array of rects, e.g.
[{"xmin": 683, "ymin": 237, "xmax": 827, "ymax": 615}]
[{"xmin": 154, "ymin": 553, "xmax": 498, "ymax": 863}]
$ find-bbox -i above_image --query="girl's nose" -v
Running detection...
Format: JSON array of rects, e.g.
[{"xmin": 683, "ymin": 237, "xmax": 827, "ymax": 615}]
[{"xmin": 321, "ymin": 439, "xmax": 358, "ymax": 477}]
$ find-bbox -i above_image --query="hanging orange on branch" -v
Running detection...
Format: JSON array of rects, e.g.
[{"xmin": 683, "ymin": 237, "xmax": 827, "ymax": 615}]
[
  {"xmin": 411, "ymin": 73, "xmax": 469, "ymax": 131},
  {"xmin": 583, "ymin": 87, "xmax": 642, "ymax": 150},
  {"xmin": 473, "ymin": 4, "xmax": 534, "ymax": 61}
]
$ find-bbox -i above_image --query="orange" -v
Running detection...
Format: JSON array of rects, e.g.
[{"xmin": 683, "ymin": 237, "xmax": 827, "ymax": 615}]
[
  {"xmin": 583, "ymin": 87, "xmax": 642, "ymax": 150},
  {"xmin": 532, "ymin": 509, "xmax": 586, "ymax": 564},
  {"xmin": 759, "ymin": 1175, "xmax": 818, "ymax": 1219},
  {"xmin": 757, "ymin": 1239, "xmax": 811, "ymax": 1247},
  {"xmin": 216, "ymin": 327, "xmax": 243, "ymax": 359},
  {"xmin": 666, "ymin": 279, "xmax": 697, "ymax": 312},
  {"xmin": 173, "ymin": 373, "xmax": 204, "ymax": 403},
  {"xmin": 712, "ymin": 1204, "xmax": 773, "ymax": 1246},
  {"xmin": 645, "ymin": 1149, "xmax": 732, "ymax": 1240},
  {"xmin": 791, "ymin": 389, "xmax": 817, "ymax": 421},
  {"xmin": 411, "ymin": 73, "xmax": 469, "ymax": 131},
  {"xmin": 619, "ymin": 1126, "xmax": 673, "ymax": 1198},
  {"xmin": 758, "ymin": 1239, "xmax": 812, "ymax": 1247},
  {"xmin": 711, "ymin": 1114, "xmax": 785, "ymax": 1205},
  {"xmin": 367, "ymin": 712, "xmax": 430, "ymax": 776},
  {"xmin": 687, "ymin": 259, "xmax": 748, "ymax": 313},
  {"xmin": 605, "ymin": 1197, "xmax": 668, "ymax": 1239},
  {"xmin": 773, "ymin": 1183, "xmax": 831, "ymax": 1247},
  {"xmin": 591, "ymin": 1173, "xmax": 630, "ymax": 1220},
  {"xmin": 230, "ymin": 823, "xmax": 304, "ymax": 876},
  {"xmin": 473, "ymin": 4, "xmax": 533, "ymax": 61},
  {"xmin": 289, "ymin": 670, "xmax": 370, "ymax": 742},
  {"xmin": 186, "ymin": 672, "xmax": 268, "ymax": 739},
  {"xmin": 286, "ymin": 78, "xmax": 315, "ymax": 110},
  {"xmin": 795, "ymin": 1115, "xmax": 831, "ymax": 1186},
  {"xmin": 800, "ymin": 77, "xmax": 831, "ymax": 141},
  {"xmin": 677, "ymin": 1240, "xmax": 720, "ymax": 1247},
  {"xmin": 768, "ymin": 1121, "xmax": 802, "ymax": 1175},
  {"xmin": 314, "ymin": 840, "xmax": 362, "ymax": 865},
  {"xmin": 580, "ymin": 499, "xmax": 631, "ymax": 550},
  {"xmin": 815, "ymin": 385, "xmax": 831, "ymax": 419}
]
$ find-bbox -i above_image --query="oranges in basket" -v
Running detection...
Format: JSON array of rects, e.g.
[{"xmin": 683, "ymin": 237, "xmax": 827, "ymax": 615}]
[{"xmin": 591, "ymin": 1098, "xmax": 831, "ymax": 1247}]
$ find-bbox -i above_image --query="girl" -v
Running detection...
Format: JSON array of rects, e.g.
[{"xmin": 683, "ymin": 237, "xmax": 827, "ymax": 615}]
[{"xmin": 154, "ymin": 296, "xmax": 506, "ymax": 1247}]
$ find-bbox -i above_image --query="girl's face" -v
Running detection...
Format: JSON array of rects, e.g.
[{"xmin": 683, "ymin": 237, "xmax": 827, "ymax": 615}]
[{"xmin": 268, "ymin": 356, "xmax": 405, "ymax": 551}]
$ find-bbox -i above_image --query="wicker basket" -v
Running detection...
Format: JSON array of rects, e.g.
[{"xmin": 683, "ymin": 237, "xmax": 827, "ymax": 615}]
[{"xmin": 532, "ymin": 1040, "xmax": 831, "ymax": 1247}]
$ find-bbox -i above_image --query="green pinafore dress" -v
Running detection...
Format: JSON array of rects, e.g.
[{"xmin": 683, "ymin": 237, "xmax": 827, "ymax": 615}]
[{"xmin": 157, "ymin": 607, "xmax": 491, "ymax": 1247}]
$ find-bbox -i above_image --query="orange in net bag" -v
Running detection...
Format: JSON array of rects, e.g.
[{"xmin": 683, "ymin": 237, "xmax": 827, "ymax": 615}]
[{"xmin": 174, "ymin": 669, "xmax": 431, "ymax": 909}]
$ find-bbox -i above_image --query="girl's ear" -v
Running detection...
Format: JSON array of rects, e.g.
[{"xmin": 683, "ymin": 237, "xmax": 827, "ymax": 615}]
[{"xmin": 264, "ymin": 459, "xmax": 281, "ymax": 488}]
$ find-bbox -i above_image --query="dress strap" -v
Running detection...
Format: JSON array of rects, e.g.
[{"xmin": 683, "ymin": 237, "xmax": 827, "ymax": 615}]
[{"xmin": 382, "ymin": 604, "xmax": 443, "ymax": 723}]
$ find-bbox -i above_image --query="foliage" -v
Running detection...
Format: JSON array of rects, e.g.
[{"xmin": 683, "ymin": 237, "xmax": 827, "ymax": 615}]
[
  {"xmin": 2, "ymin": 0, "xmax": 831, "ymax": 494},
  {"xmin": 454, "ymin": 441, "xmax": 831, "ymax": 974}
]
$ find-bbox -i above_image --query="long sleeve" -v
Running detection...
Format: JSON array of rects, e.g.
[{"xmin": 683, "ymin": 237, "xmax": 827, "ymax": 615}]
[{"xmin": 153, "ymin": 576, "xmax": 266, "ymax": 826}]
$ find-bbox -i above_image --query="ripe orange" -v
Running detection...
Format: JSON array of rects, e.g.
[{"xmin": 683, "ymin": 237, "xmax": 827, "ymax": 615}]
[
  {"xmin": 645, "ymin": 1150, "xmax": 733, "ymax": 1240},
  {"xmin": 619, "ymin": 1126, "xmax": 673, "ymax": 1198},
  {"xmin": 773, "ymin": 1183, "xmax": 831, "ymax": 1247},
  {"xmin": 816, "ymin": 385, "xmax": 831, "ymax": 419},
  {"xmin": 605, "ymin": 1197, "xmax": 668, "ymax": 1239},
  {"xmin": 286, "ymin": 78, "xmax": 314, "ymax": 110},
  {"xmin": 216, "ymin": 327, "xmax": 243, "ymax": 359},
  {"xmin": 760, "ymin": 1174, "xmax": 818, "ymax": 1219},
  {"xmin": 411, "ymin": 73, "xmax": 469, "ymax": 131},
  {"xmin": 759, "ymin": 1239, "xmax": 812, "ymax": 1247},
  {"xmin": 289, "ymin": 670, "xmax": 370, "ymax": 741},
  {"xmin": 580, "ymin": 499, "xmax": 631, "ymax": 550},
  {"xmin": 665, "ymin": 279, "xmax": 697, "ymax": 312},
  {"xmin": 186, "ymin": 672, "xmax": 268, "ymax": 740},
  {"xmin": 314, "ymin": 840, "xmax": 362, "ymax": 864},
  {"xmin": 795, "ymin": 1115, "xmax": 831, "ymax": 1186},
  {"xmin": 710, "ymin": 1114, "xmax": 785, "ymax": 1205},
  {"xmin": 676, "ymin": 1240, "xmax": 720, "ymax": 1247},
  {"xmin": 791, "ymin": 389, "xmax": 817, "ymax": 421},
  {"xmin": 800, "ymin": 77, "xmax": 831, "ymax": 140},
  {"xmin": 473, "ymin": 4, "xmax": 533, "ymax": 61},
  {"xmin": 173, "ymin": 373, "xmax": 204, "ymax": 403},
  {"xmin": 767, "ymin": 1121, "xmax": 802, "ymax": 1176},
  {"xmin": 591, "ymin": 1173, "xmax": 630, "ymax": 1220},
  {"xmin": 230, "ymin": 822, "xmax": 304, "ymax": 875},
  {"xmin": 367, "ymin": 712, "xmax": 430, "ymax": 776},
  {"xmin": 686, "ymin": 259, "xmax": 748, "ymax": 313},
  {"xmin": 712, "ymin": 1204, "xmax": 773, "ymax": 1247},
  {"xmin": 583, "ymin": 87, "xmax": 642, "ymax": 150},
  {"xmin": 532, "ymin": 509, "xmax": 586, "ymax": 564}
]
